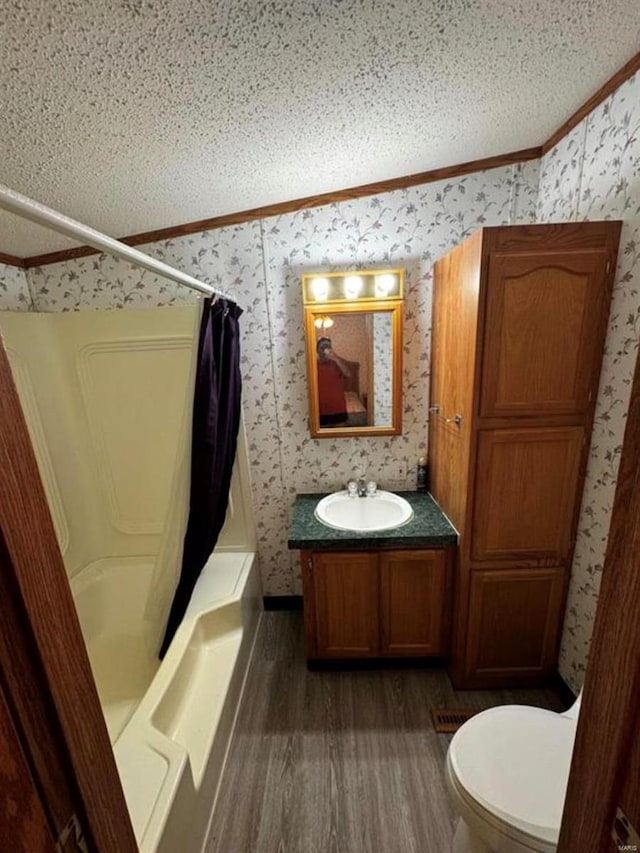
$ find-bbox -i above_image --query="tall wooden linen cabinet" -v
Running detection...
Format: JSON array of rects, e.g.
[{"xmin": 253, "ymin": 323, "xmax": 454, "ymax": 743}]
[{"xmin": 428, "ymin": 222, "xmax": 621, "ymax": 688}]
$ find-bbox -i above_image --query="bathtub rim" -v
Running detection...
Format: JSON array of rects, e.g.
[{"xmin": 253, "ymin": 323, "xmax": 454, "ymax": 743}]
[{"xmin": 79, "ymin": 550, "xmax": 260, "ymax": 851}]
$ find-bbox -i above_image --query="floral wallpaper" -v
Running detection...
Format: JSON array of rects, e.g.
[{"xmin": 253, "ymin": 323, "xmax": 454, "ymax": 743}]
[
  {"xmin": 0, "ymin": 160, "xmax": 539, "ymax": 597},
  {"xmin": 1, "ymin": 76, "xmax": 636, "ymax": 691},
  {"xmin": 260, "ymin": 164, "xmax": 538, "ymax": 591},
  {"xmin": 537, "ymin": 70, "xmax": 640, "ymax": 693},
  {"xmin": 372, "ymin": 311, "xmax": 393, "ymax": 425},
  {"xmin": 0, "ymin": 262, "xmax": 32, "ymax": 311}
]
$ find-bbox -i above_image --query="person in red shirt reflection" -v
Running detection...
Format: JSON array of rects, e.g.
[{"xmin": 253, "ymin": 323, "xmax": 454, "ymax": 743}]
[{"xmin": 316, "ymin": 337, "xmax": 351, "ymax": 426}]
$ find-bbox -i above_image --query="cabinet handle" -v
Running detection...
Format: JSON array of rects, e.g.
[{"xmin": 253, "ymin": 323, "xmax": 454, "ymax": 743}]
[
  {"xmin": 429, "ymin": 404, "xmax": 462, "ymax": 427},
  {"xmin": 443, "ymin": 413, "xmax": 463, "ymax": 427}
]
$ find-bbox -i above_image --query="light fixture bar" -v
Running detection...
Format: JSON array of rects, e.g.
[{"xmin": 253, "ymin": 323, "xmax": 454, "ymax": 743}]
[{"xmin": 302, "ymin": 269, "xmax": 404, "ymax": 304}]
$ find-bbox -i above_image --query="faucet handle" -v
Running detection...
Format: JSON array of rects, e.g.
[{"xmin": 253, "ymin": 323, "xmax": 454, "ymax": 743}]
[
  {"xmin": 366, "ymin": 480, "xmax": 377, "ymax": 496},
  {"xmin": 346, "ymin": 480, "xmax": 358, "ymax": 497}
]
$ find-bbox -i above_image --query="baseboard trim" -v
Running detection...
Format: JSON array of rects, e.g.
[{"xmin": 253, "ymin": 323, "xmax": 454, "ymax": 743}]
[
  {"xmin": 307, "ymin": 656, "xmax": 449, "ymax": 671},
  {"xmin": 263, "ymin": 595, "xmax": 304, "ymax": 611}
]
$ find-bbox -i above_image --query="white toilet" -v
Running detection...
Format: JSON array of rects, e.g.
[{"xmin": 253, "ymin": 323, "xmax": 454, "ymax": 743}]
[{"xmin": 445, "ymin": 693, "xmax": 581, "ymax": 852}]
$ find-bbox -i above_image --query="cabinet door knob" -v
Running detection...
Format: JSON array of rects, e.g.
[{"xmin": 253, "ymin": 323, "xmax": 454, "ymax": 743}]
[{"xmin": 443, "ymin": 414, "xmax": 463, "ymax": 427}]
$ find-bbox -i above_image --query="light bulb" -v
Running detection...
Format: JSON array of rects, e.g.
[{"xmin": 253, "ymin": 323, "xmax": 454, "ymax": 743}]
[
  {"xmin": 314, "ymin": 318, "xmax": 323, "ymax": 328},
  {"xmin": 344, "ymin": 275, "xmax": 363, "ymax": 298},
  {"xmin": 375, "ymin": 273, "xmax": 396, "ymax": 297},
  {"xmin": 311, "ymin": 277, "xmax": 329, "ymax": 301},
  {"xmin": 324, "ymin": 316, "xmax": 334, "ymax": 328}
]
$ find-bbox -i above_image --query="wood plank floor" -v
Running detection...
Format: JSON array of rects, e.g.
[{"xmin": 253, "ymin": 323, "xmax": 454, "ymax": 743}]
[{"xmin": 205, "ymin": 612, "xmax": 565, "ymax": 853}]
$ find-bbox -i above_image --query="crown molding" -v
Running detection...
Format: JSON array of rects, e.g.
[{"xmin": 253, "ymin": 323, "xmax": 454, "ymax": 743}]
[
  {"xmin": 542, "ymin": 50, "xmax": 640, "ymax": 155},
  {"xmin": 21, "ymin": 146, "xmax": 541, "ymax": 268},
  {"xmin": 0, "ymin": 252, "xmax": 26, "ymax": 268}
]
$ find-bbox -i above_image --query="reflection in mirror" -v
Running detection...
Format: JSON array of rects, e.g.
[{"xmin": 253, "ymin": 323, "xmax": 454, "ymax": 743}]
[
  {"xmin": 302, "ymin": 269, "xmax": 404, "ymax": 438},
  {"xmin": 372, "ymin": 312, "xmax": 393, "ymax": 425},
  {"xmin": 315, "ymin": 312, "xmax": 393, "ymax": 429}
]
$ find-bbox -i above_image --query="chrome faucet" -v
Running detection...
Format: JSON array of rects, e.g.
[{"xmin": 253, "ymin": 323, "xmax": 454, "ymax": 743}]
[{"xmin": 347, "ymin": 476, "xmax": 376, "ymax": 497}]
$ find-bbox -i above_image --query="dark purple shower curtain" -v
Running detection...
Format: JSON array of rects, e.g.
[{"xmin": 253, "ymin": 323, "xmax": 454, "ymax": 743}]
[{"xmin": 159, "ymin": 296, "xmax": 243, "ymax": 657}]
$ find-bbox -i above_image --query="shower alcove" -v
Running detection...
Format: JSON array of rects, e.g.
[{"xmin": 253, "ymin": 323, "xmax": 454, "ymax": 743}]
[{"xmin": 1, "ymin": 305, "xmax": 261, "ymax": 853}]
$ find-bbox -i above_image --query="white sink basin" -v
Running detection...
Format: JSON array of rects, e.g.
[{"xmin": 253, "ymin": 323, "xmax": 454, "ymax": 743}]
[{"xmin": 315, "ymin": 490, "xmax": 414, "ymax": 532}]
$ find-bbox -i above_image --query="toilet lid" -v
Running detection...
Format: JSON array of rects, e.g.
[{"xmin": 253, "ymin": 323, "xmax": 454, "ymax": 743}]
[{"xmin": 448, "ymin": 705, "xmax": 577, "ymax": 844}]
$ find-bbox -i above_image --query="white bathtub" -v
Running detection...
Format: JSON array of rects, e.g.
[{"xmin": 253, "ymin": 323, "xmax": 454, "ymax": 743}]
[{"xmin": 71, "ymin": 551, "xmax": 262, "ymax": 853}]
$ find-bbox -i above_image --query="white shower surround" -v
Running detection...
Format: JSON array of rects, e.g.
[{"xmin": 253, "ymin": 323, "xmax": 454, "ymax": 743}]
[{"xmin": 0, "ymin": 303, "xmax": 262, "ymax": 850}]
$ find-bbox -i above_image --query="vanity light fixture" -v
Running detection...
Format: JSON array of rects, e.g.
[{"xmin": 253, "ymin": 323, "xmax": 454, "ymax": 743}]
[
  {"xmin": 375, "ymin": 273, "xmax": 397, "ymax": 297},
  {"xmin": 344, "ymin": 275, "xmax": 364, "ymax": 298},
  {"xmin": 302, "ymin": 268, "xmax": 404, "ymax": 305},
  {"xmin": 311, "ymin": 277, "xmax": 330, "ymax": 301}
]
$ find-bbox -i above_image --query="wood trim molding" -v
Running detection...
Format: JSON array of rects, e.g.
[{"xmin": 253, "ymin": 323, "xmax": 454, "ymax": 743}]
[
  {"xmin": 20, "ymin": 147, "xmax": 541, "ymax": 269},
  {"xmin": 542, "ymin": 49, "xmax": 640, "ymax": 154},
  {"xmin": 0, "ymin": 251, "xmax": 26, "ymax": 268},
  {"xmin": 556, "ymin": 300, "xmax": 640, "ymax": 852},
  {"xmin": 7, "ymin": 49, "xmax": 640, "ymax": 269},
  {"xmin": 0, "ymin": 337, "xmax": 137, "ymax": 850},
  {"xmin": 0, "ymin": 677, "xmax": 57, "ymax": 851}
]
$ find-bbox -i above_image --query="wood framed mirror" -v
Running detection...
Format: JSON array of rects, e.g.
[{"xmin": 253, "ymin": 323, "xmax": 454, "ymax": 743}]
[{"xmin": 302, "ymin": 269, "xmax": 404, "ymax": 438}]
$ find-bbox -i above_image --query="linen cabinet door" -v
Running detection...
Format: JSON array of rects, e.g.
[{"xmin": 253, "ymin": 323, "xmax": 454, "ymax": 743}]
[
  {"xmin": 479, "ymin": 249, "xmax": 611, "ymax": 418},
  {"xmin": 472, "ymin": 426, "xmax": 583, "ymax": 562},
  {"xmin": 379, "ymin": 550, "xmax": 448, "ymax": 656},
  {"xmin": 429, "ymin": 231, "xmax": 482, "ymax": 532},
  {"xmin": 464, "ymin": 568, "xmax": 565, "ymax": 685},
  {"xmin": 431, "ymin": 232, "xmax": 482, "ymax": 431},
  {"xmin": 312, "ymin": 552, "xmax": 379, "ymax": 657}
]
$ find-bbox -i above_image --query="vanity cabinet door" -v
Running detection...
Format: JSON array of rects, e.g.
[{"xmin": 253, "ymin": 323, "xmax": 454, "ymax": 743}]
[
  {"xmin": 312, "ymin": 551, "xmax": 379, "ymax": 657},
  {"xmin": 380, "ymin": 550, "xmax": 448, "ymax": 656}
]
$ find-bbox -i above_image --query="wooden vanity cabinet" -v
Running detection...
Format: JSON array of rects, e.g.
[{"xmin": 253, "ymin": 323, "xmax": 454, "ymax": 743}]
[
  {"xmin": 301, "ymin": 548, "xmax": 453, "ymax": 660},
  {"xmin": 379, "ymin": 550, "xmax": 448, "ymax": 655},
  {"xmin": 311, "ymin": 551, "xmax": 379, "ymax": 657},
  {"xmin": 429, "ymin": 222, "xmax": 622, "ymax": 688}
]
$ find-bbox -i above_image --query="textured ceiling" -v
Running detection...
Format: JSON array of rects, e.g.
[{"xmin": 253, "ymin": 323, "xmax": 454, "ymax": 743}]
[{"xmin": 1, "ymin": 0, "xmax": 640, "ymax": 256}]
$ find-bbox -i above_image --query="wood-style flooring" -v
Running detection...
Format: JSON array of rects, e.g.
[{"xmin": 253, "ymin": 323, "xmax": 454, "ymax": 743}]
[{"xmin": 205, "ymin": 612, "xmax": 565, "ymax": 853}]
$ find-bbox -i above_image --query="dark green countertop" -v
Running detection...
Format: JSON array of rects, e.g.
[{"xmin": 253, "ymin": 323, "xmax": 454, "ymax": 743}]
[{"xmin": 288, "ymin": 491, "xmax": 458, "ymax": 551}]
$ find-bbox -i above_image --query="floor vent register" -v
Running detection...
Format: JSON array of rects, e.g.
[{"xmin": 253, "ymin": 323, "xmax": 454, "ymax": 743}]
[{"xmin": 430, "ymin": 708, "xmax": 477, "ymax": 733}]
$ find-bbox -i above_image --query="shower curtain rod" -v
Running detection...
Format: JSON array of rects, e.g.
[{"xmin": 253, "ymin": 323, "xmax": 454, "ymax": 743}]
[{"xmin": 0, "ymin": 183, "xmax": 219, "ymax": 298}]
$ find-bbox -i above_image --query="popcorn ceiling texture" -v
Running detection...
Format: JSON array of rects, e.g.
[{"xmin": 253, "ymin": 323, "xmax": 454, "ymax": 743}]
[{"xmin": 1, "ymin": 0, "xmax": 640, "ymax": 255}]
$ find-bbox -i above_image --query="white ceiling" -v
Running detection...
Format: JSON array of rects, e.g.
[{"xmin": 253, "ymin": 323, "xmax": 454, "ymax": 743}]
[{"xmin": 1, "ymin": 0, "xmax": 639, "ymax": 257}]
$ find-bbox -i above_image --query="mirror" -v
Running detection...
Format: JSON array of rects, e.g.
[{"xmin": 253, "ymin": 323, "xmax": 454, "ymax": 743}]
[{"xmin": 302, "ymin": 269, "xmax": 404, "ymax": 438}]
